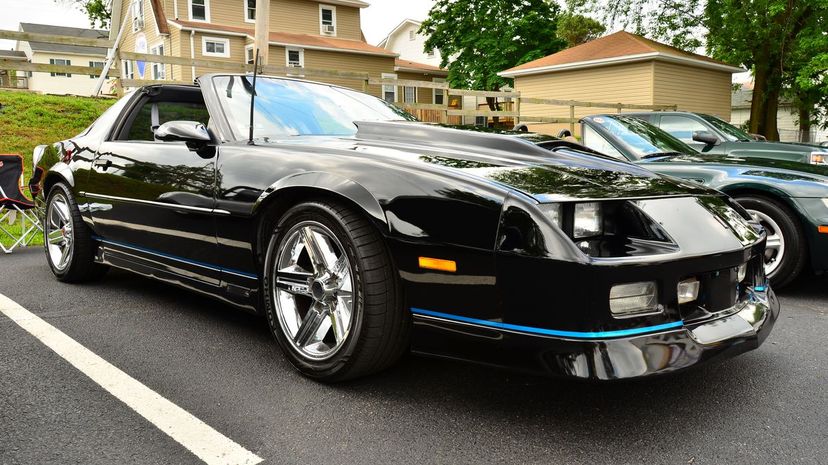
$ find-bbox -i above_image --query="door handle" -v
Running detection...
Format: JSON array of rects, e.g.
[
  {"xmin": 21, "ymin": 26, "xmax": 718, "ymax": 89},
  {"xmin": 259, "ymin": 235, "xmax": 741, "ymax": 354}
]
[{"xmin": 93, "ymin": 159, "xmax": 112, "ymax": 170}]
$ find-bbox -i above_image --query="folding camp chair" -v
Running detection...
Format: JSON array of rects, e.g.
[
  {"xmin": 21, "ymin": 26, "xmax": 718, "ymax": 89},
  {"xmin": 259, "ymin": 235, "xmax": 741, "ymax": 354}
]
[{"xmin": 0, "ymin": 154, "xmax": 42, "ymax": 253}]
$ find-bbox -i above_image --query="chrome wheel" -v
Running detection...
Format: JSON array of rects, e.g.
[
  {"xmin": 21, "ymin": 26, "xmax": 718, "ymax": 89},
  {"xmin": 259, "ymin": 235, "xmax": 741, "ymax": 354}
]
[
  {"xmin": 45, "ymin": 192, "xmax": 74, "ymax": 271},
  {"xmin": 272, "ymin": 221, "xmax": 355, "ymax": 361},
  {"xmin": 748, "ymin": 209, "xmax": 785, "ymax": 276}
]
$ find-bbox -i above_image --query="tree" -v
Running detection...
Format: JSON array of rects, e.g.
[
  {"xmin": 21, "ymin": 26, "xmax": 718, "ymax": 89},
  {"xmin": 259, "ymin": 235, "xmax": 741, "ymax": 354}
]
[
  {"xmin": 66, "ymin": 0, "xmax": 111, "ymax": 29},
  {"xmin": 576, "ymin": 0, "xmax": 828, "ymax": 141},
  {"xmin": 556, "ymin": 13, "xmax": 606, "ymax": 47},
  {"xmin": 420, "ymin": 0, "xmax": 566, "ymax": 110}
]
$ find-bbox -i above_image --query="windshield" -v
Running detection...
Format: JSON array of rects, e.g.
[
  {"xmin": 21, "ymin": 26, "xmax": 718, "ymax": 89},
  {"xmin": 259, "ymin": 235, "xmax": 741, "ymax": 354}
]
[
  {"xmin": 698, "ymin": 113, "xmax": 752, "ymax": 141},
  {"xmin": 588, "ymin": 115, "xmax": 697, "ymax": 159},
  {"xmin": 212, "ymin": 76, "xmax": 416, "ymax": 141}
]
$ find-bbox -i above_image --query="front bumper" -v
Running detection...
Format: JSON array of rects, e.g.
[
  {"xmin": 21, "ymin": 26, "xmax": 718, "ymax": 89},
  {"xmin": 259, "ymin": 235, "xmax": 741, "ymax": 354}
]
[
  {"xmin": 412, "ymin": 286, "xmax": 779, "ymax": 380},
  {"xmin": 541, "ymin": 287, "xmax": 779, "ymax": 380}
]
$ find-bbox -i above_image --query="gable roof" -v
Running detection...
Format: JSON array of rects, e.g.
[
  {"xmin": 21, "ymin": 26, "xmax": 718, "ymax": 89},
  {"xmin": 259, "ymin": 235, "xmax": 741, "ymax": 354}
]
[
  {"xmin": 169, "ymin": 20, "xmax": 398, "ymax": 57},
  {"xmin": 394, "ymin": 58, "xmax": 447, "ymax": 75},
  {"xmin": 0, "ymin": 50, "xmax": 27, "ymax": 60},
  {"xmin": 19, "ymin": 23, "xmax": 109, "ymax": 57},
  {"xmin": 377, "ymin": 19, "xmax": 422, "ymax": 48},
  {"xmin": 499, "ymin": 31, "xmax": 743, "ymax": 77}
]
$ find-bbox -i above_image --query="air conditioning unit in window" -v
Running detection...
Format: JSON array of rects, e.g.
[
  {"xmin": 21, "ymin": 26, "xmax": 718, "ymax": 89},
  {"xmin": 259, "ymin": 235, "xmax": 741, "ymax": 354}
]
[
  {"xmin": 132, "ymin": 17, "xmax": 144, "ymax": 31},
  {"xmin": 323, "ymin": 24, "xmax": 335, "ymax": 34}
]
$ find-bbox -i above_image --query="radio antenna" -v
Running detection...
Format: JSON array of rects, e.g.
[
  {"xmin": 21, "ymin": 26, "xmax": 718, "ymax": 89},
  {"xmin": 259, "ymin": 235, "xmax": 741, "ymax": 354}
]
[{"xmin": 247, "ymin": 48, "xmax": 260, "ymax": 145}]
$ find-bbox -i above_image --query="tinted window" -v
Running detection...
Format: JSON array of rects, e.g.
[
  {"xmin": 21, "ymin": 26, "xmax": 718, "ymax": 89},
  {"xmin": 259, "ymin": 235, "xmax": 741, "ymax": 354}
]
[
  {"xmin": 120, "ymin": 100, "xmax": 210, "ymax": 141},
  {"xmin": 213, "ymin": 76, "xmax": 415, "ymax": 141},
  {"xmin": 698, "ymin": 113, "xmax": 753, "ymax": 141},
  {"xmin": 659, "ymin": 115, "xmax": 709, "ymax": 143}
]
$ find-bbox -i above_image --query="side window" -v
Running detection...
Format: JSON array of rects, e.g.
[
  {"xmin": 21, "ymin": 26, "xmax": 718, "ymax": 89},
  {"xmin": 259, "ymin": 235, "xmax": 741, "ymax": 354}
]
[
  {"xmin": 119, "ymin": 99, "xmax": 210, "ymax": 142},
  {"xmin": 582, "ymin": 125, "xmax": 625, "ymax": 160},
  {"xmin": 659, "ymin": 115, "xmax": 709, "ymax": 143}
]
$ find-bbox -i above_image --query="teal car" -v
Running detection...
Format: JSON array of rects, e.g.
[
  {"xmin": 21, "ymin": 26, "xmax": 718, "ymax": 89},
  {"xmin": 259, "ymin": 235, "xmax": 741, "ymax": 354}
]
[
  {"xmin": 627, "ymin": 111, "xmax": 828, "ymax": 165},
  {"xmin": 543, "ymin": 115, "xmax": 828, "ymax": 288}
]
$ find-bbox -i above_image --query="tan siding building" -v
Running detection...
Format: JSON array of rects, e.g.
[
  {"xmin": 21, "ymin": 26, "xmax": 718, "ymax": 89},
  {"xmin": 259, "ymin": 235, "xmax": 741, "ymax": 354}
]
[
  {"xmin": 109, "ymin": 0, "xmax": 397, "ymax": 96},
  {"xmin": 499, "ymin": 31, "xmax": 743, "ymax": 136}
]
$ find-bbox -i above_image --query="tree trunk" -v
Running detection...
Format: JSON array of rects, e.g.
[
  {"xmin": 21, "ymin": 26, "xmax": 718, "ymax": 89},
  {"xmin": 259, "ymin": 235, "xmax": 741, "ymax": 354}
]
[
  {"xmin": 763, "ymin": 86, "xmax": 780, "ymax": 141},
  {"xmin": 749, "ymin": 53, "xmax": 770, "ymax": 135},
  {"xmin": 799, "ymin": 105, "xmax": 812, "ymax": 143},
  {"xmin": 486, "ymin": 96, "xmax": 500, "ymax": 126}
]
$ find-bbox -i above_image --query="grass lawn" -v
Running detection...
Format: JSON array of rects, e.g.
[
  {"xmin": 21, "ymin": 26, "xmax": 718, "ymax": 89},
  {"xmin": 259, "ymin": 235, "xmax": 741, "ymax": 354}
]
[{"xmin": 0, "ymin": 90, "xmax": 115, "ymax": 249}]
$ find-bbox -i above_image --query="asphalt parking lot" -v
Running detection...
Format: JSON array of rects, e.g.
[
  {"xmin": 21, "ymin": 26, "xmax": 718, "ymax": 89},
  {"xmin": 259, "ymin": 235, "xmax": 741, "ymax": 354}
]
[{"xmin": 1, "ymin": 246, "xmax": 827, "ymax": 465}]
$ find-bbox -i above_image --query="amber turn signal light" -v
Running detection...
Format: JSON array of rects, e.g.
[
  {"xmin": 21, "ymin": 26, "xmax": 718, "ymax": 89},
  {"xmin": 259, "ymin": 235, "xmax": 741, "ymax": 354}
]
[
  {"xmin": 418, "ymin": 257, "xmax": 457, "ymax": 272},
  {"xmin": 819, "ymin": 226, "xmax": 828, "ymax": 234}
]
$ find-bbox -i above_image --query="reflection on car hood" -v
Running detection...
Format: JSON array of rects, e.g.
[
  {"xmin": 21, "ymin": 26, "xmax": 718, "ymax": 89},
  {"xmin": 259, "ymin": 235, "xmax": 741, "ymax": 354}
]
[{"xmin": 348, "ymin": 121, "xmax": 715, "ymax": 202}]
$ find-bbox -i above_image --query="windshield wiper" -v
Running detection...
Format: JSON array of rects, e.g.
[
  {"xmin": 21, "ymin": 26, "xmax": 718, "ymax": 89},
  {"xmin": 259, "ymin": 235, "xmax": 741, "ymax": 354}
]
[{"xmin": 640, "ymin": 151, "xmax": 685, "ymax": 159}]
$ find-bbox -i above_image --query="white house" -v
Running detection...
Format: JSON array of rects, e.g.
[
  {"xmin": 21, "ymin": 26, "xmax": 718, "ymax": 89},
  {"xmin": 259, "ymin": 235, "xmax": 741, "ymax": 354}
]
[
  {"xmin": 731, "ymin": 84, "xmax": 828, "ymax": 143},
  {"xmin": 377, "ymin": 19, "xmax": 442, "ymax": 67},
  {"xmin": 15, "ymin": 23, "xmax": 109, "ymax": 96}
]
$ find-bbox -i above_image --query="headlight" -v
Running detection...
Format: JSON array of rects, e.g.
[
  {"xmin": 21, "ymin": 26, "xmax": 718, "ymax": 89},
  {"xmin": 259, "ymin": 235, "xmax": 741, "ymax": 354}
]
[
  {"xmin": 809, "ymin": 151, "xmax": 828, "ymax": 165},
  {"xmin": 574, "ymin": 202, "xmax": 602, "ymax": 238},
  {"xmin": 609, "ymin": 281, "xmax": 659, "ymax": 316}
]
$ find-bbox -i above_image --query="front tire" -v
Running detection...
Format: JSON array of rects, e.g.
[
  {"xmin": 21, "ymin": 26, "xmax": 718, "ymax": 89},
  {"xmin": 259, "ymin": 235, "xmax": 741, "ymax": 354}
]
[
  {"xmin": 262, "ymin": 200, "xmax": 409, "ymax": 382},
  {"xmin": 736, "ymin": 195, "xmax": 806, "ymax": 289},
  {"xmin": 44, "ymin": 183, "xmax": 108, "ymax": 282}
]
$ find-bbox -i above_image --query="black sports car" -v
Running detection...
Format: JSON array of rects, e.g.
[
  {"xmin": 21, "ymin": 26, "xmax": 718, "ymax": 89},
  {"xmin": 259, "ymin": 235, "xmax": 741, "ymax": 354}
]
[{"xmin": 30, "ymin": 75, "xmax": 778, "ymax": 381}]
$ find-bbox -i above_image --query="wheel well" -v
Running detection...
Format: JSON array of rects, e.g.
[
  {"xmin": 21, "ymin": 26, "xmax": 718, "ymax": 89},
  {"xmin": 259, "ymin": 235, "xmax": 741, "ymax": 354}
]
[
  {"xmin": 43, "ymin": 172, "xmax": 68, "ymax": 198},
  {"xmin": 253, "ymin": 187, "xmax": 388, "ymax": 266},
  {"xmin": 723, "ymin": 187, "xmax": 798, "ymax": 217}
]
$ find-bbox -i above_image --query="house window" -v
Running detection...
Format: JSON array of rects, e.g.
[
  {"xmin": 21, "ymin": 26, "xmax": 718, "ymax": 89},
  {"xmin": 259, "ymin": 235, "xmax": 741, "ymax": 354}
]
[
  {"xmin": 190, "ymin": 0, "xmax": 209, "ymax": 21},
  {"xmin": 245, "ymin": 45, "xmax": 255, "ymax": 64},
  {"xmin": 202, "ymin": 37, "xmax": 230, "ymax": 58},
  {"xmin": 49, "ymin": 58, "xmax": 71, "ymax": 77},
  {"xmin": 88, "ymin": 61, "xmax": 105, "ymax": 79},
  {"xmin": 403, "ymin": 86, "xmax": 416, "ymax": 104},
  {"xmin": 381, "ymin": 73, "xmax": 397, "ymax": 102},
  {"xmin": 132, "ymin": 0, "xmax": 144, "ymax": 31},
  {"xmin": 150, "ymin": 43, "xmax": 165, "ymax": 80},
  {"xmin": 286, "ymin": 48, "xmax": 304, "ymax": 67},
  {"xmin": 244, "ymin": 0, "xmax": 255, "ymax": 22},
  {"xmin": 427, "ymin": 50, "xmax": 435, "ymax": 59},
  {"xmin": 319, "ymin": 4, "xmax": 336, "ymax": 35},
  {"xmin": 122, "ymin": 60, "xmax": 134, "ymax": 80},
  {"xmin": 409, "ymin": 30, "xmax": 416, "ymax": 41},
  {"xmin": 433, "ymin": 78, "xmax": 445, "ymax": 105}
]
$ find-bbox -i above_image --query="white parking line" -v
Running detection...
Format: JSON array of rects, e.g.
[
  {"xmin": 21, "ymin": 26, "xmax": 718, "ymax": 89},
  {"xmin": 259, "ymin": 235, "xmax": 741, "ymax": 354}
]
[{"xmin": 0, "ymin": 293, "xmax": 263, "ymax": 465}]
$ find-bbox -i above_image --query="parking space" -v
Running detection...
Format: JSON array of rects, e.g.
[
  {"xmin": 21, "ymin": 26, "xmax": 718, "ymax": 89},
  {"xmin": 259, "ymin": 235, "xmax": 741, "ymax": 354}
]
[{"xmin": 1, "ymin": 247, "xmax": 827, "ymax": 465}]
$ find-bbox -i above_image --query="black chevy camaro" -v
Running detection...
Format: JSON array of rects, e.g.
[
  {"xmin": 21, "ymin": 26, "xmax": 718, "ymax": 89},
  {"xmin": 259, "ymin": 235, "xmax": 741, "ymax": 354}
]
[{"xmin": 30, "ymin": 75, "xmax": 779, "ymax": 381}]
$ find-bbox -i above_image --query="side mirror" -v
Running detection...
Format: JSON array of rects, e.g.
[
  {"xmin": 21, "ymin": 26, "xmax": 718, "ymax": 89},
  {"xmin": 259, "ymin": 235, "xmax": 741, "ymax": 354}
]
[
  {"xmin": 692, "ymin": 130, "xmax": 720, "ymax": 147},
  {"xmin": 155, "ymin": 120, "xmax": 212, "ymax": 144}
]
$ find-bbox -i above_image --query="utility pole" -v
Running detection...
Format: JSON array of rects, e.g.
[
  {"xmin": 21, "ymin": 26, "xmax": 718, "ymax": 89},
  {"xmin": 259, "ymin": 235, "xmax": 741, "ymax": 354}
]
[{"xmin": 254, "ymin": 0, "xmax": 271, "ymax": 68}]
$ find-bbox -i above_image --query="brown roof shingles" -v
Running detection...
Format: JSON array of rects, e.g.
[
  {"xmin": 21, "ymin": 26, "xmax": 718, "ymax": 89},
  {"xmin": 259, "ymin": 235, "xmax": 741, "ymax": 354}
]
[
  {"xmin": 169, "ymin": 20, "xmax": 396, "ymax": 57},
  {"xmin": 502, "ymin": 31, "xmax": 738, "ymax": 74}
]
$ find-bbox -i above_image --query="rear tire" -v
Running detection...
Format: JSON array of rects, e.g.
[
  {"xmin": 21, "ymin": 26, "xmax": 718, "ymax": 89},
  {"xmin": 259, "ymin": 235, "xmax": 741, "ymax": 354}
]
[
  {"xmin": 262, "ymin": 200, "xmax": 409, "ymax": 382},
  {"xmin": 735, "ymin": 195, "xmax": 806, "ymax": 289},
  {"xmin": 44, "ymin": 183, "xmax": 108, "ymax": 283}
]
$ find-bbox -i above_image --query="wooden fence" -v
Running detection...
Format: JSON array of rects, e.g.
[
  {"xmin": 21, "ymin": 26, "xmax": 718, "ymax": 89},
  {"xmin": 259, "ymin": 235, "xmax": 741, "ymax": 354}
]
[{"xmin": 0, "ymin": 29, "xmax": 676, "ymax": 132}]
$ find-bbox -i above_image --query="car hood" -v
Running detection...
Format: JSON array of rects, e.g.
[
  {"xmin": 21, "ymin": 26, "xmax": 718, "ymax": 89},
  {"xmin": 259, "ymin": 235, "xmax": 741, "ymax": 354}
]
[
  {"xmin": 348, "ymin": 121, "xmax": 715, "ymax": 202},
  {"xmin": 642, "ymin": 152, "xmax": 828, "ymax": 181}
]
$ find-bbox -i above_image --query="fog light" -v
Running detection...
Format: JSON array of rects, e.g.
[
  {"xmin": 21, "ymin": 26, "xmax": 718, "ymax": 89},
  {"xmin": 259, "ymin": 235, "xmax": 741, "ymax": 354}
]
[
  {"xmin": 677, "ymin": 278, "xmax": 700, "ymax": 304},
  {"xmin": 736, "ymin": 263, "xmax": 747, "ymax": 282},
  {"xmin": 610, "ymin": 281, "xmax": 658, "ymax": 316}
]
